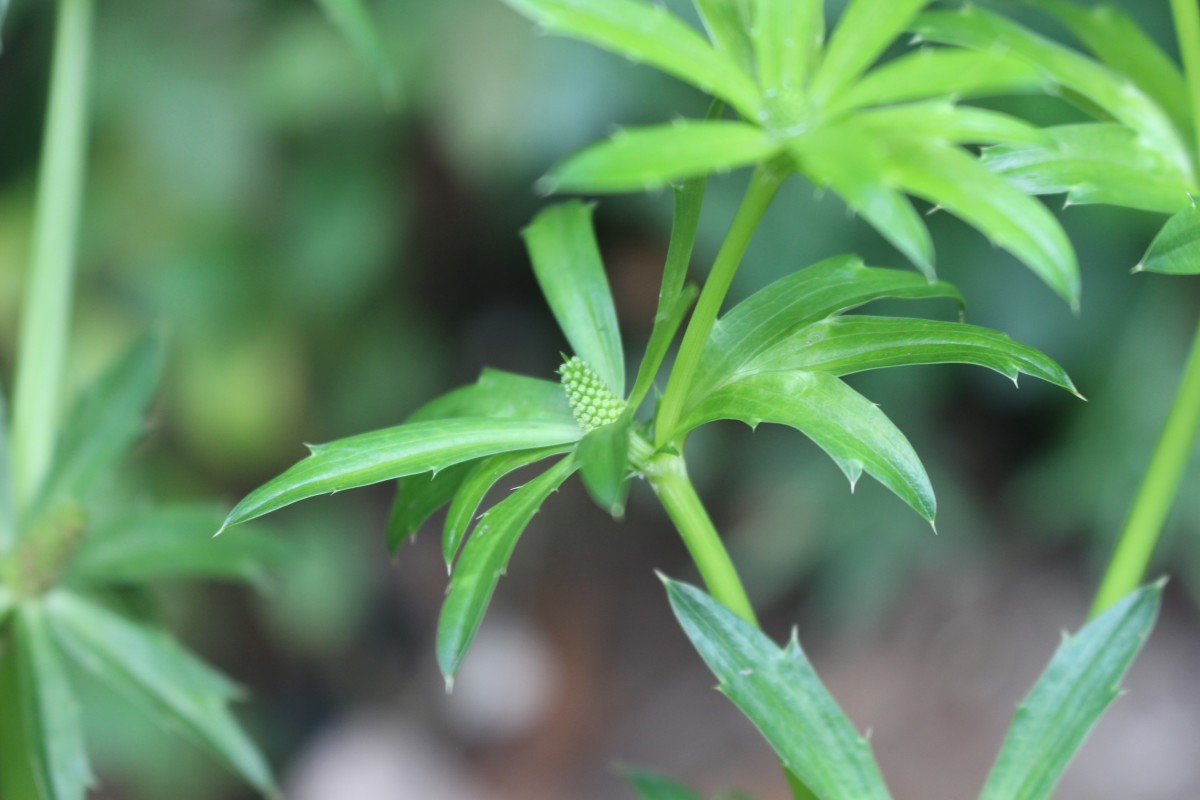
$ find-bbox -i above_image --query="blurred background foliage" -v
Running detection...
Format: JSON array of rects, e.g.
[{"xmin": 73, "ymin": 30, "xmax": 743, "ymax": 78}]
[{"xmin": 1, "ymin": 0, "xmax": 1198, "ymax": 798}]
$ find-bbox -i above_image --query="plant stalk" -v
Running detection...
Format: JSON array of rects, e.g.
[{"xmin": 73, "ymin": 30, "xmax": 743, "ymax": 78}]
[
  {"xmin": 654, "ymin": 166, "xmax": 784, "ymax": 446},
  {"xmin": 1092, "ymin": 316, "xmax": 1200, "ymax": 614},
  {"xmin": 10, "ymin": 0, "xmax": 94, "ymax": 516}
]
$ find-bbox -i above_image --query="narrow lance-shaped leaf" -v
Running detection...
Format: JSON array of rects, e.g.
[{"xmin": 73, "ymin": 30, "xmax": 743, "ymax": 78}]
[
  {"xmin": 576, "ymin": 416, "xmax": 632, "ymax": 518},
  {"xmin": 501, "ymin": 0, "xmax": 761, "ymax": 119},
  {"xmin": 14, "ymin": 606, "xmax": 92, "ymax": 800},
  {"xmin": 0, "ymin": 386, "xmax": 14, "ymax": 554},
  {"xmin": 544, "ymin": 121, "xmax": 781, "ymax": 196},
  {"xmin": 809, "ymin": 0, "xmax": 930, "ymax": 103},
  {"xmin": 314, "ymin": 0, "xmax": 400, "ymax": 105},
  {"xmin": 386, "ymin": 462, "xmax": 476, "ymax": 554},
  {"xmin": 753, "ymin": 0, "xmax": 823, "ymax": 93},
  {"xmin": 523, "ymin": 202, "xmax": 626, "ymax": 396},
  {"xmin": 47, "ymin": 591, "xmax": 275, "ymax": 794},
  {"xmin": 407, "ymin": 368, "xmax": 574, "ymax": 424},
  {"xmin": 223, "ymin": 417, "xmax": 583, "ymax": 528},
  {"xmin": 623, "ymin": 767, "xmax": 705, "ymax": 800},
  {"xmin": 979, "ymin": 581, "xmax": 1163, "ymax": 800},
  {"xmin": 664, "ymin": 577, "xmax": 892, "ymax": 800},
  {"xmin": 437, "ymin": 456, "xmax": 577, "ymax": 685},
  {"xmin": 678, "ymin": 371, "xmax": 935, "ymax": 521},
  {"xmin": 1137, "ymin": 205, "xmax": 1200, "ymax": 275},
  {"xmin": 692, "ymin": 0, "xmax": 754, "ymax": 73},
  {"xmin": 855, "ymin": 103, "xmax": 1047, "ymax": 146},
  {"xmin": 630, "ymin": 284, "xmax": 699, "ymax": 411}
]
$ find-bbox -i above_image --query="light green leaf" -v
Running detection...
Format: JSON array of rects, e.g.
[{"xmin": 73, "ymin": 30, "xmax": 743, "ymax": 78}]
[
  {"xmin": 1036, "ymin": 0, "xmax": 1191, "ymax": 137},
  {"xmin": 809, "ymin": 0, "xmax": 930, "ymax": 103},
  {"xmin": 314, "ymin": 0, "xmax": 400, "ymax": 105},
  {"xmin": 0, "ymin": 386, "xmax": 13, "ymax": 555},
  {"xmin": 0, "ymin": 586, "xmax": 11, "ymax": 625},
  {"xmin": 66, "ymin": 504, "xmax": 286, "ymax": 587},
  {"xmin": 688, "ymin": 256, "xmax": 963, "ymax": 409},
  {"xmin": 624, "ymin": 767, "xmax": 705, "ymax": 800},
  {"xmin": 436, "ymin": 456, "xmax": 577, "ymax": 684},
  {"xmin": 857, "ymin": 103, "xmax": 1047, "ymax": 146},
  {"xmin": 14, "ymin": 605, "xmax": 92, "ymax": 800},
  {"xmin": 47, "ymin": 591, "xmax": 275, "ymax": 794},
  {"xmin": 749, "ymin": 316, "xmax": 1079, "ymax": 395},
  {"xmin": 979, "ymin": 581, "xmax": 1163, "ymax": 800},
  {"xmin": 501, "ymin": 0, "xmax": 761, "ymax": 118},
  {"xmin": 753, "ymin": 0, "xmax": 823, "ymax": 93},
  {"xmin": 524, "ymin": 202, "xmax": 626, "ymax": 395},
  {"xmin": 692, "ymin": 0, "xmax": 754, "ymax": 72},
  {"xmin": 408, "ymin": 368, "xmax": 574, "ymax": 425},
  {"xmin": 387, "ymin": 462, "xmax": 476, "ymax": 554},
  {"xmin": 544, "ymin": 121, "xmax": 781, "ymax": 195},
  {"xmin": 443, "ymin": 445, "xmax": 572, "ymax": 568},
  {"xmin": 577, "ymin": 416, "xmax": 632, "ymax": 518},
  {"xmin": 983, "ymin": 123, "xmax": 1193, "ymax": 214},
  {"xmin": 883, "ymin": 138, "xmax": 1080, "ymax": 308},
  {"xmin": 828, "ymin": 48, "xmax": 1046, "ymax": 115},
  {"xmin": 223, "ymin": 418, "xmax": 583, "ymax": 528},
  {"xmin": 664, "ymin": 577, "xmax": 892, "ymax": 800},
  {"xmin": 1138, "ymin": 205, "xmax": 1200, "ymax": 275},
  {"xmin": 678, "ymin": 371, "xmax": 935, "ymax": 520}
]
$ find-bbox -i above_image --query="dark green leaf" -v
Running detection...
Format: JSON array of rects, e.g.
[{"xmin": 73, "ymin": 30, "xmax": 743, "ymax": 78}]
[
  {"xmin": 408, "ymin": 368, "xmax": 574, "ymax": 425},
  {"xmin": 0, "ymin": 586, "xmax": 11, "ymax": 625},
  {"xmin": 314, "ymin": 0, "xmax": 400, "ymax": 105},
  {"xmin": 501, "ymin": 0, "xmax": 760, "ymax": 118},
  {"xmin": 523, "ymin": 202, "xmax": 626, "ymax": 395},
  {"xmin": 678, "ymin": 371, "xmax": 935, "ymax": 520},
  {"xmin": 664, "ymin": 577, "xmax": 892, "ymax": 800},
  {"xmin": 982, "ymin": 123, "xmax": 1193, "ymax": 214},
  {"xmin": 1138, "ymin": 205, "xmax": 1200, "ymax": 275},
  {"xmin": 67, "ymin": 504, "xmax": 287, "ymax": 587},
  {"xmin": 436, "ymin": 456, "xmax": 577, "ymax": 684},
  {"xmin": 692, "ymin": 0, "xmax": 753, "ymax": 72},
  {"xmin": 14, "ymin": 605, "xmax": 92, "ymax": 800},
  {"xmin": 623, "ymin": 767, "xmax": 705, "ymax": 800},
  {"xmin": 443, "ymin": 445, "xmax": 572, "ymax": 568},
  {"xmin": 544, "ymin": 121, "xmax": 780, "ymax": 195},
  {"xmin": 386, "ymin": 462, "xmax": 476, "ymax": 554},
  {"xmin": 749, "ymin": 316, "xmax": 1079, "ymax": 395},
  {"xmin": 810, "ymin": 0, "xmax": 930, "ymax": 103},
  {"xmin": 577, "ymin": 417, "xmax": 632, "ymax": 518},
  {"xmin": 753, "ymin": 0, "xmax": 823, "ymax": 94},
  {"xmin": 47, "ymin": 591, "xmax": 275, "ymax": 794},
  {"xmin": 980, "ymin": 581, "xmax": 1163, "ymax": 800},
  {"xmin": 223, "ymin": 418, "xmax": 583, "ymax": 528}
]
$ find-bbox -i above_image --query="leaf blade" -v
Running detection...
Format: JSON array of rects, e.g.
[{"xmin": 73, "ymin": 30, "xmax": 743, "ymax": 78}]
[
  {"xmin": 753, "ymin": 0, "xmax": 823, "ymax": 93},
  {"xmin": 576, "ymin": 417, "xmax": 632, "ymax": 518},
  {"xmin": 1138, "ymin": 205, "xmax": 1200, "ymax": 275},
  {"xmin": 810, "ymin": 0, "xmax": 930, "ymax": 103},
  {"xmin": 692, "ymin": 0, "xmax": 754, "ymax": 72},
  {"xmin": 386, "ymin": 462, "xmax": 476, "ymax": 554}
]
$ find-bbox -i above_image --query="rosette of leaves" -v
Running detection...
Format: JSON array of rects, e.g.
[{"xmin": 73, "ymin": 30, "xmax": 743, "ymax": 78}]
[
  {"xmin": 502, "ymin": 0, "xmax": 1081, "ymax": 306},
  {"xmin": 224, "ymin": 199, "xmax": 1079, "ymax": 685},
  {"xmin": 0, "ymin": 338, "xmax": 279, "ymax": 800}
]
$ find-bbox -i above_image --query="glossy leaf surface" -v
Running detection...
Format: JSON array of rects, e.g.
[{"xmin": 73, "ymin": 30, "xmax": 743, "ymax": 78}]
[
  {"xmin": 408, "ymin": 368, "xmax": 574, "ymax": 425},
  {"xmin": 1138, "ymin": 205, "xmax": 1200, "ymax": 275}
]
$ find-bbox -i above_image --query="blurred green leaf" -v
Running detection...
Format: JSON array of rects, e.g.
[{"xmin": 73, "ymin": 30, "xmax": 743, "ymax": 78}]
[
  {"xmin": 624, "ymin": 767, "xmax": 705, "ymax": 800},
  {"xmin": 692, "ymin": 0, "xmax": 753, "ymax": 72},
  {"xmin": 67, "ymin": 504, "xmax": 286, "ymax": 587},
  {"xmin": 0, "ymin": 387, "xmax": 13, "ymax": 555},
  {"xmin": 523, "ymin": 201, "xmax": 626, "ymax": 395},
  {"xmin": 754, "ymin": 0, "xmax": 823, "ymax": 94},
  {"xmin": 436, "ymin": 456, "xmax": 577, "ymax": 684},
  {"xmin": 983, "ymin": 123, "xmax": 1193, "ymax": 214},
  {"xmin": 224, "ymin": 418, "xmax": 583, "ymax": 527},
  {"xmin": 679, "ymin": 370, "xmax": 935, "ymax": 520},
  {"xmin": 750, "ymin": 316, "xmax": 1079, "ymax": 394},
  {"xmin": 664, "ymin": 577, "xmax": 892, "ymax": 800},
  {"xmin": 410, "ymin": 369, "xmax": 575, "ymax": 425},
  {"xmin": 14, "ymin": 605, "xmax": 92, "ymax": 800},
  {"xmin": 501, "ymin": 0, "xmax": 761, "ymax": 118},
  {"xmin": 1138, "ymin": 205, "xmax": 1200, "ymax": 275},
  {"xmin": 810, "ymin": 0, "xmax": 930, "ymax": 103},
  {"xmin": 577, "ymin": 417, "xmax": 632, "ymax": 518},
  {"xmin": 979, "ymin": 581, "xmax": 1163, "ymax": 800},
  {"xmin": 0, "ymin": 647, "xmax": 43, "ymax": 800},
  {"xmin": 314, "ymin": 0, "xmax": 401, "ymax": 105},
  {"xmin": 387, "ymin": 463, "xmax": 476, "ymax": 555},
  {"xmin": 544, "ymin": 121, "xmax": 781, "ymax": 195},
  {"xmin": 0, "ymin": 587, "xmax": 11, "ymax": 624},
  {"xmin": 47, "ymin": 591, "xmax": 275, "ymax": 794},
  {"xmin": 443, "ymin": 445, "xmax": 570, "ymax": 569},
  {"xmin": 856, "ymin": 103, "xmax": 1047, "ymax": 146}
]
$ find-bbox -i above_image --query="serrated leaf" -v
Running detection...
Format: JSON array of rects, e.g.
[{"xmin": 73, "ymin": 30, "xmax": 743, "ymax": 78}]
[
  {"xmin": 386, "ymin": 462, "xmax": 475, "ymax": 554},
  {"xmin": 66, "ymin": 504, "xmax": 287, "ymax": 587},
  {"xmin": 29, "ymin": 336, "xmax": 164, "ymax": 527},
  {"xmin": 46, "ymin": 592, "xmax": 275, "ymax": 794},
  {"xmin": 436, "ymin": 456, "xmax": 577, "ymax": 684},
  {"xmin": 14, "ymin": 605, "xmax": 92, "ymax": 800},
  {"xmin": 223, "ymin": 418, "xmax": 583, "ymax": 528},
  {"xmin": 692, "ymin": 0, "xmax": 754, "ymax": 73},
  {"xmin": 443, "ymin": 445, "xmax": 571, "ymax": 568},
  {"xmin": 979, "ymin": 581, "xmax": 1162, "ymax": 800},
  {"xmin": 809, "ymin": 0, "xmax": 930, "ymax": 103},
  {"xmin": 501, "ymin": 0, "xmax": 760, "ymax": 118},
  {"xmin": 408, "ymin": 368, "xmax": 574, "ymax": 425},
  {"xmin": 688, "ymin": 256, "xmax": 963, "ymax": 410},
  {"xmin": 828, "ymin": 48, "xmax": 1046, "ymax": 115},
  {"xmin": 523, "ymin": 202, "xmax": 626, "ymax": 396},
  {"xmin": 577, "ymin": 417, "xmax": 632, "ymax": 518},
  {"xmin": 623, "ymin": 767, "xmax": 705, "ymax": 800},
  {"xmin": 664, "ymin": 577, "xmax": 892, "ymax": 800},
  {"xmin": 753, "ymin": 0, "xmax": 823, "ymax": 93},
  {"xmin": 678, "ymin": 371, "xmax": 935, "ymax": 520},
  {"xmin": 749, "ymin": 316, "xmax": 1078, "ymax": 394},
  {"xmin": 314, "ymin": 0, "xmax": 400, "ymax": 105},
  {"xmin": 0, "ymin": 386, "xmax": 13, "ymax": 555},
  {"xmin": 544, "ymin": 121, "xmax": 781, "ymax": 195},
  {"xmin": 883, "ymin": 138, "xmax": 1079, "ymax": 308},
  {"xmin": 1138, "ymin": 205, "xmax": 1200, "ymax": 275}
]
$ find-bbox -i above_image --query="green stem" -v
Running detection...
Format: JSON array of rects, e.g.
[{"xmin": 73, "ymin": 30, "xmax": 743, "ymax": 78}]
[
  {"xmin": 654, "ymin": 166, "xmax": 784, "ymax": 446},
  {"xmin": 1092, "ymin": 316, "xmax": 1200, "ymax": 614},
  {"xmin": 10, "ymin": 0, "xmax": 94, "ymax": 516},
  {"xmin": 646, "ymin": 452, "xmax": 757, "ymax": 626},
  {"xmin": 1171, "ymin": 0, "xmax": 1200, "ymax": 162}
]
